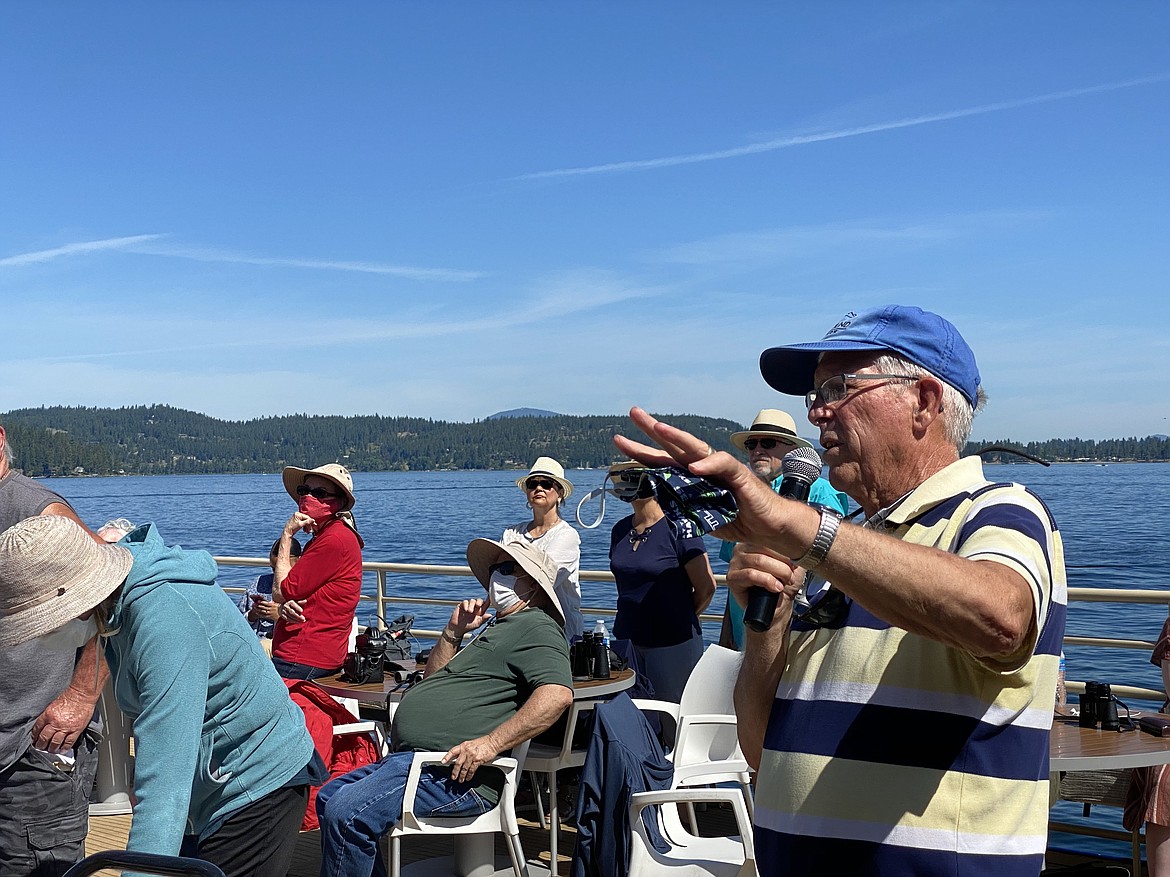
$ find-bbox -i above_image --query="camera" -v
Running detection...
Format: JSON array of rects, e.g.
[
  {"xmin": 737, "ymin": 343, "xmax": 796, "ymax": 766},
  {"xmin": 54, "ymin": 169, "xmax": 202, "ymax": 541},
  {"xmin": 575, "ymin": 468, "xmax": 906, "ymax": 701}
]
[
  {"xmin": 1079, "ymin": 680, "xmax": 1120, "ymax": 731},
  {"xmin": 342, "ymin": 625, "xmax": 388, "ymax": 684}
]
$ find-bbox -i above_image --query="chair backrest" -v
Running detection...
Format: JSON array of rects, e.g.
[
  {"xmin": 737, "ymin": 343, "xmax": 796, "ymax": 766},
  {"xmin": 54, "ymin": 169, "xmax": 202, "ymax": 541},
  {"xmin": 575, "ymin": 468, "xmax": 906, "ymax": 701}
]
[
  {"xmin": 677, "ymin": 645, "xmax": 742, "ymax": 717},
  {"xmin": 673, "ymin": 646, "xmax": 750, "ymax": 787}
]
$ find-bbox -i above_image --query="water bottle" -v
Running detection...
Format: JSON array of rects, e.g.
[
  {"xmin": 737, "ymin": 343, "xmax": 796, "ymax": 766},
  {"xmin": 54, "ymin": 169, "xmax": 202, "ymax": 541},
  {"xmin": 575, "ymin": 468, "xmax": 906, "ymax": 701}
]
[
  {"xmin": 1056, "ymin": 651, "xmax": 1066, "ymax": 707},
  {"xmin": 593, "ymin": 619, "xmax": 610, "ymax": 648},
  {"xmin": 592, "ymin": 621, "xmax": 611, "ymax": 679}
]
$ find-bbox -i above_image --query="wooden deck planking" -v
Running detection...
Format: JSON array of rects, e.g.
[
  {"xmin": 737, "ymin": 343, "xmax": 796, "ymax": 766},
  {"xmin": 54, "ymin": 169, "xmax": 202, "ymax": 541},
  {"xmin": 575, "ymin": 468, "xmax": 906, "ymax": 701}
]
[{"xmin": 85, "ymin": 810, "xmax": 578, "ymax": 876}]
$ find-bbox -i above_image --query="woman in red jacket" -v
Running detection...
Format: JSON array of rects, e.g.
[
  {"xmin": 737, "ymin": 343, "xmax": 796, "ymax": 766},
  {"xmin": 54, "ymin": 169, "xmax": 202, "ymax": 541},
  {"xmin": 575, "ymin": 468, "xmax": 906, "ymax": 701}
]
[{"xmin": 272, "ymin": 463, "xmax": 364, "ymax": 681}]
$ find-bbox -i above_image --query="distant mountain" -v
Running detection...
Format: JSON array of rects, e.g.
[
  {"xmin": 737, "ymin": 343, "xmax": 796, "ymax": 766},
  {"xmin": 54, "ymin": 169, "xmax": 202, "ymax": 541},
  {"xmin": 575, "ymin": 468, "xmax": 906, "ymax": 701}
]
[{"xmin": 487, "ymin": 408, "xmax": 560, "ymax": 419}]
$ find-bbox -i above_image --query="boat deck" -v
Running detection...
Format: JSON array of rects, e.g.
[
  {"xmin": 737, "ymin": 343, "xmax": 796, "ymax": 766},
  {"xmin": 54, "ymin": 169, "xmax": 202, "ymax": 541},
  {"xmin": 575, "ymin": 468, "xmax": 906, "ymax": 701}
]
[
  {"xmin": 87, "ymin": 804, "xmax": 594, "ymax": 876},
  {"xmin": 84, "ymin": 807, "xmax": 1144, "ymax": 876}
]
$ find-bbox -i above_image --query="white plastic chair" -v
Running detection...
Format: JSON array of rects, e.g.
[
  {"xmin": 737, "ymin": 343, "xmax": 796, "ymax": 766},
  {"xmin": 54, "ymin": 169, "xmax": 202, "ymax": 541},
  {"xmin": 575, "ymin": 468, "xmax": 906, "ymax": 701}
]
[
  {"xmin": 628, "ymin": 787, "xmax": 756, "ymax": 877},
  {"xmin": 382, "ymin": 738, "xmax": 533, "ymax": 877},
  {"xmin": 523, "ymin": 699, "xmax": 598, "ymax": 871},
  {"xmin": 632, "ymin": 645, "xmax": 754, "ymax": 830}
]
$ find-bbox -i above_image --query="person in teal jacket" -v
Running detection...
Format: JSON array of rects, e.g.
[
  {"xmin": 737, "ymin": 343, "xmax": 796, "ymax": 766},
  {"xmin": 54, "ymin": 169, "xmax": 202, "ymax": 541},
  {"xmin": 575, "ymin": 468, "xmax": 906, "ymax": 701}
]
[
  {"xmin": 718, "ymin": 409, "xmax": 850, "ymax": 649},
  {"xmin": 0, "ymin": 515, "xmax": 324, "ymax": 877}
]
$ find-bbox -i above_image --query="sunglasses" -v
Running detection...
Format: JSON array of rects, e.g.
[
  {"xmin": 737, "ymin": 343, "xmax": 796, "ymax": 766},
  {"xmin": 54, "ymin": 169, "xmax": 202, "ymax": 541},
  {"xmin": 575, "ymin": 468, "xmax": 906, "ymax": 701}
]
[
  {"xmin": 525, "ymin": 478, "xmax": 558, "ymax": 491},
  {"xmin": 792, "ymin": 580, "xmax": 851, "ymax": 628},
  {"xmin": 489, "ymin": 560, "xmax": 519, "ymax": 576},
  {"xmin": 295, "ymin": 485, "xmax": 341, "ymax": 500},
  {"xmin": 743, "ymin": 437, "xmax": 788, "ymax": 451}
]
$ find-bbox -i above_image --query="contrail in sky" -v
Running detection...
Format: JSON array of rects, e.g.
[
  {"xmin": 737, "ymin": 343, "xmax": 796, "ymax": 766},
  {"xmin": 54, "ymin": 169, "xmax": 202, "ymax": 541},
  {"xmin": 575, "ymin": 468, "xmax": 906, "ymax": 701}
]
[
  {"xmin": 513, "ymin": 75, "xmax": 1170, "ymax": 181},
  {"xmin": 0, "ymin": 235, "xmax": 483, "ymax": 282},
  {"xmin": 0, "ymin": 234, "xmax": 164, "ymax": 267}
]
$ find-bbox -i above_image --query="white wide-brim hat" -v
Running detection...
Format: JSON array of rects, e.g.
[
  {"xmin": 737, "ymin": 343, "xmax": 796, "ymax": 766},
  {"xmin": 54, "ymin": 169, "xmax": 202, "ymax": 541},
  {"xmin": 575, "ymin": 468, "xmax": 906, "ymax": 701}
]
[
  {"xmin": 515, "ymin": 456, "xmax": 573, "ymax": 500},
  {"xmin": 0, "ymin": 515, "xmax": 134, "ymax": 649},
  {"xmin": 282, "ymin": 463, "xmax": 356, "ymax": 512},
  {"xmin": 730, "ymin": 409, "xmax": 813, "ymax": 451},
  {"xmin": 466, "ymin": 538, "xmax": 565, "ymax": 627}
]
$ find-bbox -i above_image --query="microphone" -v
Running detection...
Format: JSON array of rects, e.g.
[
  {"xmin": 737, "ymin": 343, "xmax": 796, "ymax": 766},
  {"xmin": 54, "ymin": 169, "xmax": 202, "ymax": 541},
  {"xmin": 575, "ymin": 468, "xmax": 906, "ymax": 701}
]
[{"xmin": 743, "ymin": 446, "xmax": 822, "ymax": 633}]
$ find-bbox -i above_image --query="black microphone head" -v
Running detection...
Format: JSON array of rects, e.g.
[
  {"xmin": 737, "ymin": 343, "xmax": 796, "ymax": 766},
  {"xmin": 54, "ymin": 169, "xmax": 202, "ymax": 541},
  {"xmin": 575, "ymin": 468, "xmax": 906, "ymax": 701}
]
[{"xmin": 781, "ymin": 446, "xmax": 822, "ymax": 487}]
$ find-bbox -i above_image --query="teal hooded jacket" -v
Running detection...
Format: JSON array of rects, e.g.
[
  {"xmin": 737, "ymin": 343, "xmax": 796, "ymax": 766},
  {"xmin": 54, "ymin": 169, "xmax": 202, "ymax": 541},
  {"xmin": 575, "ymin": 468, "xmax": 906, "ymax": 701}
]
[{"xmin": 103, "ymin": 523, "xmax": 315, "ymax": 856}]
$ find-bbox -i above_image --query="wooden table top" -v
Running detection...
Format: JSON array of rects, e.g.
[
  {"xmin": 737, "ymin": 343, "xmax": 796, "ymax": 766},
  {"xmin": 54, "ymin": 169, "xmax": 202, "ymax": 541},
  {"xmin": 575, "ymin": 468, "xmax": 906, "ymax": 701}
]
[
  {"xmin": 1051, "ymin": 714, "xmax": 1170, "ymax": 771},
  {"xmin": 314, "ymin": 665, "xmax": 635, "ymax": 705}
]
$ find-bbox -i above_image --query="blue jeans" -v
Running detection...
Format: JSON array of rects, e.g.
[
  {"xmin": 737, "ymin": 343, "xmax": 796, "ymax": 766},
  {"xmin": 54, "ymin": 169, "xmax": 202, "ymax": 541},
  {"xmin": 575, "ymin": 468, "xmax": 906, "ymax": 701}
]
[
  {"xmin": 317, "ymin": 753, "xmax": 492, "ymax": 877},
  {"xmin": 272, "ymin": 657, "xmax": 339, "ymax": 681}
]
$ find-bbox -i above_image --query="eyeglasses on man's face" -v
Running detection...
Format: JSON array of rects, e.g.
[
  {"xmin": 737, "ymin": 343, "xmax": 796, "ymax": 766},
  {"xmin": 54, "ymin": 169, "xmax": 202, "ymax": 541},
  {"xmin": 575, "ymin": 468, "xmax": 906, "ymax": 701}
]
[
  {"xmin": 525, "ymin": 478, "xmax": 558, "ymax": 492},
  {"xmin": 743, "ymin": 437, "xmax": 786, "ymax": 451},
  {"xmin": 805, "ymin": 373, "xmax": 916, "ymax": 411},
  {"xmin": 296, "ymin": 485, "xmax": 341, "ymax": 500}
]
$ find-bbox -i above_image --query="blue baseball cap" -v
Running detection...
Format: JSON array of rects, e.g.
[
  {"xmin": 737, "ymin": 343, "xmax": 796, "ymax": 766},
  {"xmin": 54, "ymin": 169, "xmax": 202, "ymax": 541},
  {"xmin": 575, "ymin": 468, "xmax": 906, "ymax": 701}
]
[{"xmin": 759, "ymin": 305, "xmax": 981, "ymax": 407}]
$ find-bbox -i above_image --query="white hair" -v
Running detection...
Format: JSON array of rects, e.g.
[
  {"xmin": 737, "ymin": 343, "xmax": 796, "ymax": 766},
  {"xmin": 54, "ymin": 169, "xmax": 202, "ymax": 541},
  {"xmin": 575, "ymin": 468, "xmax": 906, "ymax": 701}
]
[
  {"xmin": 870, "ymin": 354, "xmax": 986, "ymax": 453},
  {"xmin": 1, "ymin": 431, "xmax": 14, "ymax": 468}
]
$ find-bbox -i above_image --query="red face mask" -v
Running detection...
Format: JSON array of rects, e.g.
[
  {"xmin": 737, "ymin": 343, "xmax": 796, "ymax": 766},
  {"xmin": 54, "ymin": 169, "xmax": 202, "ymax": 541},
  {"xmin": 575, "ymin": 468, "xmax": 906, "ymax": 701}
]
[{"xmin": 298, "ymin": 495, "xmax": 340, "ymax": 525}]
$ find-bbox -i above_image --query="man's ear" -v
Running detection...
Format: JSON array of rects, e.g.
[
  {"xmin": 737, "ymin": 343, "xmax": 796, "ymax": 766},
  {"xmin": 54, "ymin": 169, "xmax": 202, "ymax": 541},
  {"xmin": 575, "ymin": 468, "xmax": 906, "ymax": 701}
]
[{"xmin": 913, "ymin": 376, "xmax": 946, "ymax": 427}]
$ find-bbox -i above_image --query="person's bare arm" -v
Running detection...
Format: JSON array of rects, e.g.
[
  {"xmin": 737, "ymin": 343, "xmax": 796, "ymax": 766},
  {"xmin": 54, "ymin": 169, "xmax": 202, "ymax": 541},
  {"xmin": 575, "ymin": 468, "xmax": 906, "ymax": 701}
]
[
  {"xmin": 684, "ymin": 552, "xmax": 717, "ymax": 616},
  {"xmin": 615, "ymin": 407, "xmax": 1036, "ymax": 661},
  {"xmin": 442, "ymin": 684, "xmax": 573, "ymax": 783},
  {"xmin": 425, "ymin": 598, "xmax": 492, "ymax": 678},
  {"xmin": 32, "ymin": 503, "xmax": 108, "ymax": 751},
  {"xmin": 273, "ymin": 513, "xmax": 312, "ymax": 597}
]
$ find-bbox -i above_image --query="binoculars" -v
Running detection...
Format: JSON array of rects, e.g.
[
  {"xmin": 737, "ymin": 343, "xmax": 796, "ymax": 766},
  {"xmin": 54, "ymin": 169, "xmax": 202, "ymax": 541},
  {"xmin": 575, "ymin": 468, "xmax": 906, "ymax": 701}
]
[
  {"xmin": 1078, "ymin": 681, "xmax": 1120, "ymax": 731},
  {"xmin": 570, "ymin": 633, "xmax": 611, "ymax": 680}
]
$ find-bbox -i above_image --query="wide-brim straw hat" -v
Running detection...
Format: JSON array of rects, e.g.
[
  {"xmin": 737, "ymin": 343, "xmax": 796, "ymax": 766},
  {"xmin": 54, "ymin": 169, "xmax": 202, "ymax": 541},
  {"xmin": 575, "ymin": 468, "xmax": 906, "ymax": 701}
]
[
  {"xmin": 0, "ymin": 515, "xmax": 134, "ymax": 649},
  {"xmin": 730, "ymin": 409, "xmax": 813, "ymax": 451},
  {"xmin": 515, "ymin": 456, "xmax": 573, "ymax": 500},
  {"xmin": 282, "ymin": 463, "xmax": 356, "ymax": 512},
  {"xmin": 466, "ymin": 538, "xmax": 565, "ymax": 627}
]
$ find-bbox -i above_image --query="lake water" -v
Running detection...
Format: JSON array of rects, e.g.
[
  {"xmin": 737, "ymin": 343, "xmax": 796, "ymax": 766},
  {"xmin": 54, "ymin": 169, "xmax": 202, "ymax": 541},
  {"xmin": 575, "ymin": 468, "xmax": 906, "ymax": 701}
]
[{"xmin": 41, "ymin": 461, "xmax": 1170, "ymax": 861}]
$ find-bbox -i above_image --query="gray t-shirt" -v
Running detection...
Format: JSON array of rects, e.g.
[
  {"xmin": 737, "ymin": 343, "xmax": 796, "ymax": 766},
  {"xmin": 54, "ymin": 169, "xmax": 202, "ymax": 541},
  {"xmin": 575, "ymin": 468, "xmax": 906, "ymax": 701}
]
[{"xmin": 0, "ymin": 472, "xmax": 95, "ymax": 770}]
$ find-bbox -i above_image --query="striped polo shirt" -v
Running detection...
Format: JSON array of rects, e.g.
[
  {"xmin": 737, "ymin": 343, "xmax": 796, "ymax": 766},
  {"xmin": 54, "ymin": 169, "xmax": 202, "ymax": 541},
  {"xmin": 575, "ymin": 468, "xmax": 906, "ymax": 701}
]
[{"xmin": 755, "ymin": 456, "xmax": 1067, "ymax": 876}]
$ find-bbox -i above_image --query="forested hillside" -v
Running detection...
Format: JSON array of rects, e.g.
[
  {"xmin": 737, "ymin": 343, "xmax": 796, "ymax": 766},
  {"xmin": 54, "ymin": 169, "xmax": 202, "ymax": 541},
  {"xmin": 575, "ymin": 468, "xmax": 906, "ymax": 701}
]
[
  {"xmin": 2, "ymin": 405, "xmax": 1166, "ymax": 477},
  {"xmin": 1, "ymin": 405, "xmax": 742, "ymax": 476}
]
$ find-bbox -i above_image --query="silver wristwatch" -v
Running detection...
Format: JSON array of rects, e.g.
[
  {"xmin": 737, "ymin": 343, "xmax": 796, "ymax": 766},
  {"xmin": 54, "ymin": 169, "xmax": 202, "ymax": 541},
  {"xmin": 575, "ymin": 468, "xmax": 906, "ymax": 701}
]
[{"xmin": 794, "ymin": 506, "xmax": 843, "ymax": 571}]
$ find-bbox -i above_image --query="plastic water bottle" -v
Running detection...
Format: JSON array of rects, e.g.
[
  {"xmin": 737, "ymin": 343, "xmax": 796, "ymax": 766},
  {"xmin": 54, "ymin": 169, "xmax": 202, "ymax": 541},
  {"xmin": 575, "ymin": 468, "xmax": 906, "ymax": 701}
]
[
  {"xmin": 593, "ymin": 619, "xmax": 609, "ymax": 648},
  {"xmin": 1057, "ymin": 651, "xmax": 1067, "ymax": 707}
]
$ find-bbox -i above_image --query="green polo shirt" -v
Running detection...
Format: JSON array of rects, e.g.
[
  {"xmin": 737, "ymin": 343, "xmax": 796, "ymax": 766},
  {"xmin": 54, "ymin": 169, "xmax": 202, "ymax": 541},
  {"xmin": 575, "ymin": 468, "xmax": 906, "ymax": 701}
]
[{"xmin": 391, "ymin": 607, "xmax": 572, "ymax": 802}]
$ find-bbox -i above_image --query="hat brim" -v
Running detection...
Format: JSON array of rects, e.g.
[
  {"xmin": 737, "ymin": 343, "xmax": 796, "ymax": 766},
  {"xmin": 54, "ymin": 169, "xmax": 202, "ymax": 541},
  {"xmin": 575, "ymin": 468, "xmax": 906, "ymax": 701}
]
[
  {"xmin": 760, "ymin": 340, "xmax": 893, "ymax": 396},
  {"xmin": 515, "ymin": 472, "xmax": 574, "ymax": 500},
  {"xmin": 729, "ymin": 429, "xmax": 812, "ymax": 451},
  {"xmin": 282, "ymin": 466, "xmax": 356, "ymax": 512},
  {"xmin": 466, "ymin": 538, "xmax": 565, "ymax": 627},
  {"xmin": 0, "ymin": 543, "xmax": 133, "ymax": 649}
]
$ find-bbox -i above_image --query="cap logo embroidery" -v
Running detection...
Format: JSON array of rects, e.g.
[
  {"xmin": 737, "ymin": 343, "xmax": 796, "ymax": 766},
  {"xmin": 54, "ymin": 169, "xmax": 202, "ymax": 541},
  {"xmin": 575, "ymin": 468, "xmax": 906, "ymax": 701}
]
[{"xmin": 823, "ymin": 312, "xmax": 857, "ymax": 338}]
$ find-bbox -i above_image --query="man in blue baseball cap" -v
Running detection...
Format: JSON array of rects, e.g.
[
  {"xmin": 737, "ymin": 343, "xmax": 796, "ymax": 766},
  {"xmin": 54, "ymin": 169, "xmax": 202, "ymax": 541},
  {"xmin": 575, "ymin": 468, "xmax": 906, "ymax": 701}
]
[{"xmin": 615, "ymin": 305, "xmax": 1066, "ymax": 877}]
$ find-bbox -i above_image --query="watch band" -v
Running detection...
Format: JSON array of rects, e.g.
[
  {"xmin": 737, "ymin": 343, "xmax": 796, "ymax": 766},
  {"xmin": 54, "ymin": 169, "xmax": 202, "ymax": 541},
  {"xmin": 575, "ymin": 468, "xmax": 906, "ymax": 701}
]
[{"xmin": 794, "ymin": 506, "xmax": 843, "ymax": 571}]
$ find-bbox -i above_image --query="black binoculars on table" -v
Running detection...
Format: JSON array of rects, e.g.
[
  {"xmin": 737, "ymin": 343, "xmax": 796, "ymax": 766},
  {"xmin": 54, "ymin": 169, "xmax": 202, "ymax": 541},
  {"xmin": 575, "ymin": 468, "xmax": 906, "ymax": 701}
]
[{"xmin": 1078, "ymin": 680, "xmax": 1121, "ymax": 731}]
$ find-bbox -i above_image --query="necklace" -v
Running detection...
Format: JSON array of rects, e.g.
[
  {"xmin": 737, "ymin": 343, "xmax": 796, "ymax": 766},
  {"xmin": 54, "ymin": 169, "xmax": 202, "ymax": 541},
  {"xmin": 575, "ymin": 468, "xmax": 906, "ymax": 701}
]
[{"xmin": 628, "ymin": 524, "xmax": 653, "ymax": 551}]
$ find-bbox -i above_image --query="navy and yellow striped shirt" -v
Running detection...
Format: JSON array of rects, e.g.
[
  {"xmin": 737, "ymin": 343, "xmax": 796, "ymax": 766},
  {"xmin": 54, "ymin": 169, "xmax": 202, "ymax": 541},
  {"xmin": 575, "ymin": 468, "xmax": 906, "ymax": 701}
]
[{"xmin": 755, "ymin": 456, "xmax": 1066, "ymax": 876}]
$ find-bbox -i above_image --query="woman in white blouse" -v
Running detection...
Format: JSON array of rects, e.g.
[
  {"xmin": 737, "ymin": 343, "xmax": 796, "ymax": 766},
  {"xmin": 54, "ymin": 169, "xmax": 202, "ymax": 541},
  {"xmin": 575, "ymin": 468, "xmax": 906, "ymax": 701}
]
[{"xmin": 502, "ymin": 457, "xmax": 583, "ymax": 640}]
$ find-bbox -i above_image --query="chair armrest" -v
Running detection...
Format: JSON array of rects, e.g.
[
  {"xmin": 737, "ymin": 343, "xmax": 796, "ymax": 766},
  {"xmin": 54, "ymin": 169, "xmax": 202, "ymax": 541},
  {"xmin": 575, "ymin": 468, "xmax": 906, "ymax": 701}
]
[
  {"xmin": 629, "ymin": 787, "xmax": 755, "ymax": 860},
  {"xmin": 631, "ymin": 698, "xmax": 680, "ymax": 742},
  {"xmin": 400, "ymin": 752, "xmax": 520, "ymax": 816}
]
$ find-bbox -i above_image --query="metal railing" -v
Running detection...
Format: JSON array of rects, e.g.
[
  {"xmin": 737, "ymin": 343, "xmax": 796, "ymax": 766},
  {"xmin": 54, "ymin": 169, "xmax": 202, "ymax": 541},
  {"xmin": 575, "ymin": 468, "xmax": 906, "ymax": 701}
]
[
  {"xmin": 215, "ymin": 556, "xmax": 725, "ymax": 641},
  {"xmin": 216, "ymin": 556, "xmax": 1169, "ymax": 694}
]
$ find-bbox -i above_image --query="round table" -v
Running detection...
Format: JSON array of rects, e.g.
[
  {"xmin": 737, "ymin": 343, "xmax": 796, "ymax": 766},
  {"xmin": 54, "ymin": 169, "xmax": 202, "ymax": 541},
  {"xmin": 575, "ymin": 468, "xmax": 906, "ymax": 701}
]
[
  {"xmin": 1050, "ymin": 715, "xmax": 1170, "ymax": 771},
  {"xmin": 315, "ymin": 665, "xmax": 635, "ymax": 706}
]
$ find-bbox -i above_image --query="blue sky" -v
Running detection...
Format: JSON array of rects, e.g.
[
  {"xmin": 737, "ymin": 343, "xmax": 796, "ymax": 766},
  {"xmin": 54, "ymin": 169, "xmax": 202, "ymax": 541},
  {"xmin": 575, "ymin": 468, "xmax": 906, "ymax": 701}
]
[{"xmin": 2, "ymin": 3, "xmax": 1167, "ymax": 442}]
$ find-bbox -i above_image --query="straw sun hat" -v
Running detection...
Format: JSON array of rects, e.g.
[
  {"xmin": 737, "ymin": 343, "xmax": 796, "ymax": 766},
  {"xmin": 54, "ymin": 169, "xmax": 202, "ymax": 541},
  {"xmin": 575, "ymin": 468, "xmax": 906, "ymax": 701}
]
[
  {"xmin": 466, "ymin": 538, "xmax": 565, "ymax": 627},
  {"xmin": 282, "ymin": 463, "xmax": 356, "ymax": 512},
  {"xmin": 514, "ymin": 456, "xmax": 573, "ymax": 500},
  {"xmin": 730, "ymin": 409, "xmax": 813, "ymax": 452},
  {"xmin": 0, "ymin": 515, "xmax": 134, "ymax": 649}
]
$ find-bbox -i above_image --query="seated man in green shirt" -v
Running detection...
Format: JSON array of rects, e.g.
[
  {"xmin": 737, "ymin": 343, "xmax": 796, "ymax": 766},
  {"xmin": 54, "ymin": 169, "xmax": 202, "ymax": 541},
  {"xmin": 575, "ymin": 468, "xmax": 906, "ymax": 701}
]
[{"xmin": 317, "ymin": 537, "xmax": 574, "ymax": 877}]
